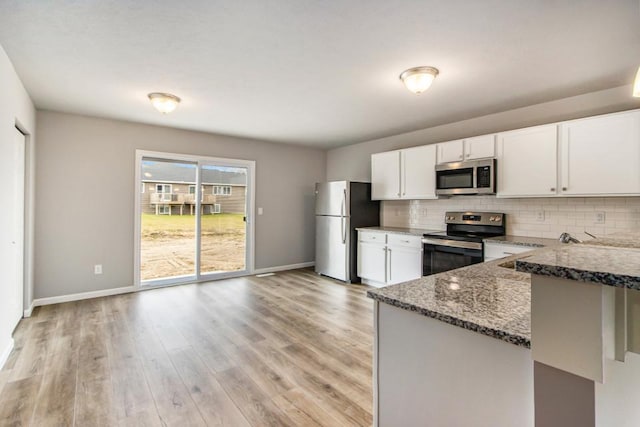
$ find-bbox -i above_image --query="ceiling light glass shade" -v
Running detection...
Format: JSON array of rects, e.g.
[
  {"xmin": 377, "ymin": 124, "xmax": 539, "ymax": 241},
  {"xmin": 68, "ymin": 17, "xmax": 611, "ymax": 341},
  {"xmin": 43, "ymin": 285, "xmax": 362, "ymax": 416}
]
[
  {"xmin": 148, "ymin": 92, "xmax": 181, "ymax": 114},
  {"xmin": 634, "ymin": 66, "xmax": 640, "ymax": 98},
  {"xmin": 399, "ymin": 66, "xmax": 439, "ymax": 94}
]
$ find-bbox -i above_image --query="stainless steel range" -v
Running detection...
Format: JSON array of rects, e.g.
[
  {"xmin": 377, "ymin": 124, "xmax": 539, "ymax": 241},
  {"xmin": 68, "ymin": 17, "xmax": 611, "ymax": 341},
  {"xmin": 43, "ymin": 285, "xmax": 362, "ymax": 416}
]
[{"xmin": 421, "ymin": 211, "xmax": 506, "ymax": 275}]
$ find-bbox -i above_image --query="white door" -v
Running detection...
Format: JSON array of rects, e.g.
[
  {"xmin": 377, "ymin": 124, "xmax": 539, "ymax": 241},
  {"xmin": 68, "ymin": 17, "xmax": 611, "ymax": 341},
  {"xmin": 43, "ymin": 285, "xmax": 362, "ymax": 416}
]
[
  {"xmin": 401, "ymin": 145, "xmax": 437, "ymax": 199},
  {"xmin": 560, "ymin": 111, "xmax": 640, "ymax": 196},
  {"xmin": 497, "ymin": 124, "xmax": 558, "ymax": 198},
  {"xmin": 11, "ymin": 128, "xmax": 25, "ymax": 328},
  {"xmin": 464, "ymin": 134, "xmax": 495, "ymax": 160},
  {"xmin": 371, "ymin": 151, "xmax": 401, "ymax": 200},
  {"xmin": 437, "ymin": 139, "xmax": 464, "ymax": 164},
  {"xmin": 358, "ymin": 242, "xmax": 387, "ymax": 283},
  {"xmin": 387, "ymin": 246, "xmax": 422, "ymax": 285}
]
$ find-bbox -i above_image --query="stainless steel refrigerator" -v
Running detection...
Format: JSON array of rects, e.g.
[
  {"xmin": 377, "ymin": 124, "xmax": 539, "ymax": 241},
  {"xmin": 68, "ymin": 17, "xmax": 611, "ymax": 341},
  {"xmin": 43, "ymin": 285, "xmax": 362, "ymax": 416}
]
[{"xmin": 315, "ymin": 181, "xmax": 380, "ymax": 282}]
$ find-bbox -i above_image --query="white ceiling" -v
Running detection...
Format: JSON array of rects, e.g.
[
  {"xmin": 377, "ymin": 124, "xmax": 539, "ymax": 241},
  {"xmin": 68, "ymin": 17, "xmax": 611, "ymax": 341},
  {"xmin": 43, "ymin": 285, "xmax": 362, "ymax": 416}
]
[{"xmin": 1, "ymin": 0, "xmax": 639, "ymax": 148}]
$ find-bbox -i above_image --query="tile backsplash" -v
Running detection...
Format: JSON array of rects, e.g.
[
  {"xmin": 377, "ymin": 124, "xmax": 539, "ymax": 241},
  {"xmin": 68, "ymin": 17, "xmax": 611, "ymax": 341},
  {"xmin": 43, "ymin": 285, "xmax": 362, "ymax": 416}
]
[{"xmin": 381, "ymin": 196, "xmax": 640, "ymax": 239}]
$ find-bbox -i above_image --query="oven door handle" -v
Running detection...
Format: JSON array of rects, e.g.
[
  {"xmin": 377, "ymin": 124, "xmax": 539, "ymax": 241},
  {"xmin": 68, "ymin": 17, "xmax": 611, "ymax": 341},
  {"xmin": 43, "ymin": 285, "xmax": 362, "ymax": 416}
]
[{"xmin": 421, "ymin": 238, "xmax": 483, "ymax": 251}]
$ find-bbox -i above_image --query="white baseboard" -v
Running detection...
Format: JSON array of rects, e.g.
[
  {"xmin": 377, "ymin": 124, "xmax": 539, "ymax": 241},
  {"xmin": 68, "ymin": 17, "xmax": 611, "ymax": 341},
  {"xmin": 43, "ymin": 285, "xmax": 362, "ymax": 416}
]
[
  {"xmin": 23, "ymin": 301, "xmax": 35, "ymax": 318},
  {"xmin": 33, "ymin": 285, "xmax": 136, "ymax": 307},
  {"xmin": 0, "ymin": 338, "xmax": 15, "ymax": 370},
  {"xmin": 253, "ymin": 262, "xmax": 314, "ymax": 275}
]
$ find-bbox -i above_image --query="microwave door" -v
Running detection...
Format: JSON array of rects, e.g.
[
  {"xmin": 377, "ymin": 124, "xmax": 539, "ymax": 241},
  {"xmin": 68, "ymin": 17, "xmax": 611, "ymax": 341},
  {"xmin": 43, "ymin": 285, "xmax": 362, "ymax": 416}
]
[{"xmin": 436, "ymin": 167, "xmax": 476, "ymax": 195}]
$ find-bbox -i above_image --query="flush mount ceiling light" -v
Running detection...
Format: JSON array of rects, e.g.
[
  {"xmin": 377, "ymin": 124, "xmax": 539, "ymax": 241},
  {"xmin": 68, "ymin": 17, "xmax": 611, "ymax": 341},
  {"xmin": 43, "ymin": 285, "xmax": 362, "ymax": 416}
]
[
  {"xmin": 633, "ymin": 66, "xmax": 640, "ymax": 97},
  {"xmin": 148, "ymin": 92, "xmax": 181, "ymax": 114},
  {"xmin": 399, "ymin": 66, "xmax": 439, "ymax": 95}
]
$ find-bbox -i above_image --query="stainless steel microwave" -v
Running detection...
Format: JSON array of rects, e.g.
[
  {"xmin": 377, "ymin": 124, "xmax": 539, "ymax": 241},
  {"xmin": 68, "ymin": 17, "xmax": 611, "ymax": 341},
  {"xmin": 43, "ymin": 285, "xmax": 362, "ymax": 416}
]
[{"xmin": 435, "ymin": 158, "xmax": 496, "ymax": 196}]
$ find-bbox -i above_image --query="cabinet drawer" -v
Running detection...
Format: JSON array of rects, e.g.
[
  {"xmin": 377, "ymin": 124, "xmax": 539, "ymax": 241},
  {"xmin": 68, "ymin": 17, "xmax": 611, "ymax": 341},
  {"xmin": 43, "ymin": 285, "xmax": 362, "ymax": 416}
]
[
  {"xmin": 359, "ymin": 231, "xmax": 386, "ymax": 243},
  {"xmin": 484, "ymin": 243, "xmax": 533, "ymax": 261},
  {"xmin": 387, "ymin": 233, "xmax": 422, "ymax": 248}
]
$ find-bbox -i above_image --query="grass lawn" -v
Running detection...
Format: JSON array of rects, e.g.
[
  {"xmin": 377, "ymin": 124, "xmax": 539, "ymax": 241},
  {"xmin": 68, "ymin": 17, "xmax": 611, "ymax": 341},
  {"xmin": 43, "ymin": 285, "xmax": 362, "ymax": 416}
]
[{"xmin": 141, "ymin": 213, "xmax": 245, "ymax": 238}]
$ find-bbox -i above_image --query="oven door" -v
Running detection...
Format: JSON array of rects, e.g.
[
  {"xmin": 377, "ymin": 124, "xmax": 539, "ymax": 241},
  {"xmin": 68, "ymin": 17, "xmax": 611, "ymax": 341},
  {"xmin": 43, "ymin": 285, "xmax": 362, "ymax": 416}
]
[{"xmin": 423, "ymin": 243, "xmax": 483, "ymax": 276}]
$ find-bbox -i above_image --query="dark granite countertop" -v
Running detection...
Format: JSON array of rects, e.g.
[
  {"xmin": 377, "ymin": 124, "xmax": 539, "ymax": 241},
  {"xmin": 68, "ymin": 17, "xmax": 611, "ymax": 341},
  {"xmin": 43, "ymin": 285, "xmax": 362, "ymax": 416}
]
[
  {"xmin": 356, "ymin": 226, "xmax": 442, "ymax": 236},
  {"xmin": 515, "ymin": 244, "xmax": 640, "ymax": 290},
  {"xmin": 484, "ymin": 235, "xmax": 558, "ymax": 248},
  {"xmin": 367, "ymin": 256, "xmax": 534, "ymax": 348}
]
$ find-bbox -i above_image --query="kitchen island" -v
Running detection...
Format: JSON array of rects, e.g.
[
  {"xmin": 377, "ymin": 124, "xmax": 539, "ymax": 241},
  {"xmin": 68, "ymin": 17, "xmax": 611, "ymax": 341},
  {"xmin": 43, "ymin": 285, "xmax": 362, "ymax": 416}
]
[
  {"xmin": 368, "ymin": 255, "xmax": 536, "ymax": 426},
  {"xmin": 368, "ymin": 233, "xmax": 640, "ymax": 427}
]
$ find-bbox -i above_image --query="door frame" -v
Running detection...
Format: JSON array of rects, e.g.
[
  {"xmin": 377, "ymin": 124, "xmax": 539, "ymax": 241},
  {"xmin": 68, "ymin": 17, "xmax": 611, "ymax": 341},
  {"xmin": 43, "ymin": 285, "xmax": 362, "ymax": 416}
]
[
  {"xmin": 133, "ymin": 150, "xmax": 256, "ymax": 289},
  {"xmin": 14, "ymin": 121, "xmax": 34, "ymax": 319}
]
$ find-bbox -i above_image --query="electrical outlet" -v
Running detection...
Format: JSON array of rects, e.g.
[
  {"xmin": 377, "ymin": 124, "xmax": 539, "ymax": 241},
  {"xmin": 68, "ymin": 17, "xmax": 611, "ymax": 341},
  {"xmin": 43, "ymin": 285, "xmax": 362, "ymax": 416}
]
[
  {"xmin": 257, "ymin": 207, "xmax": 263, "ymax": 215},
  {"xmin": 94, "ymin": 264, "xmax": 102, "ymax": 275},
  {"xmin": 536, "ymin": 211, "xmax": 545, "ymax": 222},
  {"xmin": 595, "ymin": 212, "xmax": 606, "ymax": 224}
]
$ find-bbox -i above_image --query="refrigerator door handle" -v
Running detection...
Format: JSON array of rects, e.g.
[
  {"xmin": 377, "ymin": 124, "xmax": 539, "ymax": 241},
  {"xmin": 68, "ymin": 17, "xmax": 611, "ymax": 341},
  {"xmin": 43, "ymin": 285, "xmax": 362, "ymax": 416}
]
[
  {"xmin": 341, "ymin": 216, "xmax": 346, "ymax": 244},
  {"xmin": 342, "ymin": 189, "xmax": 346, "ymax": 216}
]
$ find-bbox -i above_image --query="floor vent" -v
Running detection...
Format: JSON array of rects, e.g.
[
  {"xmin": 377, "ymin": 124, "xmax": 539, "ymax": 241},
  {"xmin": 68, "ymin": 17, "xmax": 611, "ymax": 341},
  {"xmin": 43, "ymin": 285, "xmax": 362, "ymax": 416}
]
[{"xmin": 255, "ymin": 272, "xmax": 276, "ymax": 278}]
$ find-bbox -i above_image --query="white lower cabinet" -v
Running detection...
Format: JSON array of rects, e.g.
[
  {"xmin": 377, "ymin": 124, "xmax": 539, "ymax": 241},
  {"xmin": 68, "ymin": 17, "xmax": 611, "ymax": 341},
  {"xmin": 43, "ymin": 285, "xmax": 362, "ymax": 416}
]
[
  {"xmin": 358, "ymin": 241, "xmax": 387, "ymax": 283},
  {"xmin": 484, "ymin": 242, "xmax": 534, "ymax": 262},
  {"xmin": 358, "ymin": 231, "xmax": 422, "ymax": 287}
]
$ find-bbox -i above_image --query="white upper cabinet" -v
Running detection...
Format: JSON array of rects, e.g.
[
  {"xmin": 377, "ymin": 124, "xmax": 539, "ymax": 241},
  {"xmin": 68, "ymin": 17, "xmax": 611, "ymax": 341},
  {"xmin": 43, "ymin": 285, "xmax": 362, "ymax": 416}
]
[
  {"xmin": 496, "ymin": 124, "xmax": 558, "ymax": 198},
  {"xmin": 437, "ymin": 139, "xmax": 464, "ymax": 163},
  {"xmin": 437, "ymin": 135, "xmax": 495, "ymax": 164},
  {"xmin": 371, "ymin": 150, "xmax": 401, "ymax": 200},
  {"xmin": 401, "ymin": 145, "xmax": 437, "ymax": 199},
  {"xmin": 559, "ymin": 110, "xmax": 640, "ymax": 196},
  {"xmin": 464, "ymin": 134, "xmax": 496, "ymax": 160},
  {"xmin": 371, "ymin": 145, "xmax": 437, "ymax": 200}
]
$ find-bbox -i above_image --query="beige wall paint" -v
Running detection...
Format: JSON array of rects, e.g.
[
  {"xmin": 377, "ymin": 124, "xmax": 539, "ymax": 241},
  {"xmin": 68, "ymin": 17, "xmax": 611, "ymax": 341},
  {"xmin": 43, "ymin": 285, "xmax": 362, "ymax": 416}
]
[
  {"xmin": 35, "ymin": 111, "xmax": 325, "ymax": 299},
  {"xmin": 0, "ymin": 45, "xmax": 36, "ymax": 364},
  {"xmin": 327, "ymin": 85, "xmax": 640, "ymax": 182}
]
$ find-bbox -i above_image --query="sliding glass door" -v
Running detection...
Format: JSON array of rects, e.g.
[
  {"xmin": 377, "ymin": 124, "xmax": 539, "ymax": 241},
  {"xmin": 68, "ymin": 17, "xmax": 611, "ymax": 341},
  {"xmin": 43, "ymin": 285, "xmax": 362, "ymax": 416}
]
[
  {"xmin": 199, "ymin": 164, "xmax": 248, "ymax": 276},
  {"xmin": 135, "ymin": 151, "xmax": 254, "ymax": 287}
]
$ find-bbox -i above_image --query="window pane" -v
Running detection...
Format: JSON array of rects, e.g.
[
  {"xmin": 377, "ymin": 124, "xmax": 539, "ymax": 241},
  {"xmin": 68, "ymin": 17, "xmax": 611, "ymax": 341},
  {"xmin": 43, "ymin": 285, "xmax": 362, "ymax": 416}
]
[
  {"xmin": 140, "ymin": 159, "xmax": 197, "ymax": 282},
  {"xmin": 200, "ymin": 165, "xmax": 247, "ymax": 274}
]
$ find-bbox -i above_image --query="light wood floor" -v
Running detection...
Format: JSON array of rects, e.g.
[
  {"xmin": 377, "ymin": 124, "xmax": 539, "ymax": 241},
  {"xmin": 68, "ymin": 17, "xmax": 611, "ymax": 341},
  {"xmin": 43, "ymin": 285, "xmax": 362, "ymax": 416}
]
[{"xmin": 0, "ymin": 269, "xmax": 374, "ymax": 426}]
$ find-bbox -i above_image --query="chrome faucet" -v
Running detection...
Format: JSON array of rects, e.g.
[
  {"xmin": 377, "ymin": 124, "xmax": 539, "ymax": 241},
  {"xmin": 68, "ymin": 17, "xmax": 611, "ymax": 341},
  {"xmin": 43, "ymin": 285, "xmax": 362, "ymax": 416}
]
[{"xmin": 558, "ymin": 232, "xmax": 582, "ymax": 244}]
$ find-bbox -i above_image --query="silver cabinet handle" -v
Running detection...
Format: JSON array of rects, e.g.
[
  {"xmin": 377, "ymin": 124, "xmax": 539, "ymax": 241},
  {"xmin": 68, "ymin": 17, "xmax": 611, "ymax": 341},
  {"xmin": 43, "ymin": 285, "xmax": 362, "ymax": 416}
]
[
  {"xmin": 550, "ymin": 188, "xmax": 556, "ymax": 192},
  {"xmin": 387, "ymin": 248, "xmax": 392, "ymax": 283},
  {"xmin": 562, "ymin": 187, "xmax": 567, "ymax": 191},
  {"xmin": 503, "ymin": 252, "xmax": 515, "ymax": 255}
]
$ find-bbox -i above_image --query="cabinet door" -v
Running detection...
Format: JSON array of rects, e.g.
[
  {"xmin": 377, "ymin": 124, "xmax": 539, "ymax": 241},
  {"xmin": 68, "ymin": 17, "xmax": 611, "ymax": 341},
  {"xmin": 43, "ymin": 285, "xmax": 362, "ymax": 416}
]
[
  {"xmin": 371, "ymin": 151, "xmax": 401, "ymax": 200},
  {"xmin": 560, "ymin": 111, "xmax": 640, "ymax": 196},
  {"xmin": 387, "ymin": 245, "xmax": 422, "ymax": 285},
  {"xmin": 464, "ymin": 134, "xmax": 495, "ymax": 160},
  {"xmin": 497, "ymin": 124, "xmax": 558, "ymax": 198},
  {"xmin": 401, "ymin": 145, "xmax": 437, "ymax": 199},
  {"xmin": 358, "ymin": 242, "xmax": 387, "ymax": 283},
  {"xmin": 437, "ymin": 139, "xmax": 464, "ymax": 164}
]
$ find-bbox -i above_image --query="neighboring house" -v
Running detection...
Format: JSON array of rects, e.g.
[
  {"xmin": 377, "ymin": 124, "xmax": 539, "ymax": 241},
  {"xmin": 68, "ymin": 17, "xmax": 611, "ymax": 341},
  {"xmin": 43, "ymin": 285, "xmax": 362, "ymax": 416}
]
[{"xmin": 141, "ymin": 161, "xmax": 247, "ymax": 215}]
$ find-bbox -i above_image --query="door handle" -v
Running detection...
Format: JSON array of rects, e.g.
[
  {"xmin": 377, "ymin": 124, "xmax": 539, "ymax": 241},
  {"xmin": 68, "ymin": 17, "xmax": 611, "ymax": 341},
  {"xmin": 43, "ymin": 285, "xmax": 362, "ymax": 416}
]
[
  {"xmin": 342, "ymin": 189, "xmax": 346, "ymax": 217},
  {"xmin": 341, "ymin": 217, "xmax": 346, "ymax": 244}
]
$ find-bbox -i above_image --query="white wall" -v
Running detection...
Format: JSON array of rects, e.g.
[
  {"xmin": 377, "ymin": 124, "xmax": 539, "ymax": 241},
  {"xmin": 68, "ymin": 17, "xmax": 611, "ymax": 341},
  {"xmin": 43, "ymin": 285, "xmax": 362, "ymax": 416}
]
[
  {"xmin": 383, "ymin": 196, "xmax": 640, "ymax": 239},
  {"xmin": 0, "ymin": 45, "xmax": 36, "ymax": 366},
  {"xmin": 327, "ymin": 85, "xmax": 640, "ymax": 182},
  {"xmin": 35, "ymin": 111, "xmax": 325, "ymax": 299}
]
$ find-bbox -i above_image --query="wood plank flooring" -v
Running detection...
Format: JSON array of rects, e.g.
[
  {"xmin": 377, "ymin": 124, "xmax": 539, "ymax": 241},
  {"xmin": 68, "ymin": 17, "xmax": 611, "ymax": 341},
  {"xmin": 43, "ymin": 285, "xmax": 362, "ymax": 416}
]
[{"xmin": 0, "ymin": 268, "xmax": 374, "ymax": 426}]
